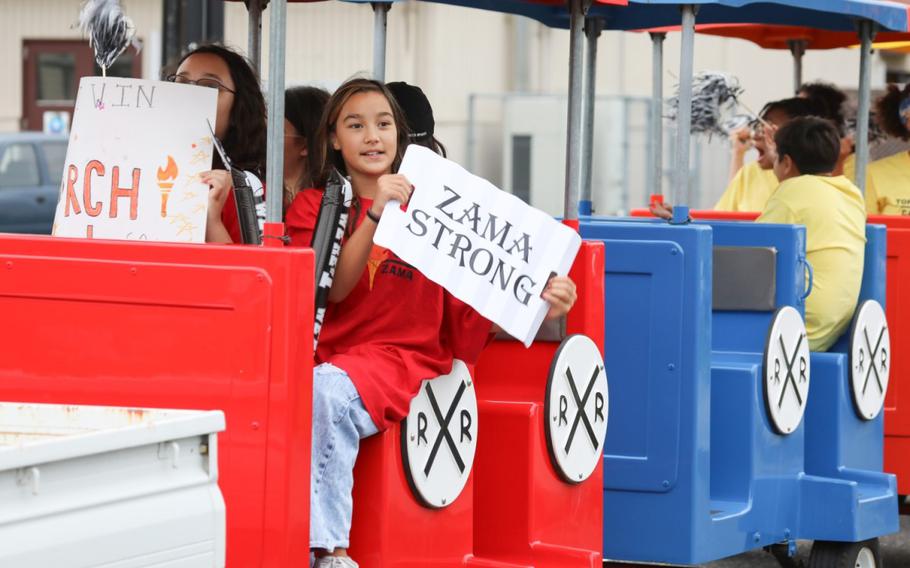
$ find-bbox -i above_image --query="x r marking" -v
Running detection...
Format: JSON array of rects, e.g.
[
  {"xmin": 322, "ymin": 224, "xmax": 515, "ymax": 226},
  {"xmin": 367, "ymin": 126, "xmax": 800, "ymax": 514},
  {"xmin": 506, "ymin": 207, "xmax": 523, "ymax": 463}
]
[
  {"xmin": 777, "ymin": 333, "xmax": 804, "ymax": 409},
  {"xmin": 563, "ymin": 365, "xmax": 602, "ymax": 453},
  {"xmin": 862, "ymin": 326, "xmax": 886, "ymax": 396},
  {"xmin": 423, "ymin": 380, "xmax": 467, "ymax": 476}
]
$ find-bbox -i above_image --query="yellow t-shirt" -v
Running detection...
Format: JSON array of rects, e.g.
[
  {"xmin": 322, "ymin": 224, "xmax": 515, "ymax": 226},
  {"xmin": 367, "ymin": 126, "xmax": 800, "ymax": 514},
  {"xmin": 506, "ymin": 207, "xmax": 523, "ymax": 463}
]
[
  {"xmin": 865, "ymin": 151, "xmax": 910, "ymax": 215},
  {"xmin": 842, "ymin": 153, "xmax": 856, "ymax": 183},
  {"xmin": 714, "ymin": 161, "xmax": 780, "ymax": 212},
  {"xmin": 757, "ymin": 175, "xmax": 867, "ymax": 352}
]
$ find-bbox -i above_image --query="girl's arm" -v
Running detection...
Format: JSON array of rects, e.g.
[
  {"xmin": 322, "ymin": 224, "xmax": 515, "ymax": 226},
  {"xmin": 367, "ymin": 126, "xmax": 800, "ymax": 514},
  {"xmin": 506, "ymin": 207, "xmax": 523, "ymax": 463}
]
[
  {"xmin": 727, "ymin": 126, "xmax": 752, "ymax": 183},
  {"xmin": 329, "ymin": 174, "xmax": 412, "ymax": 302},
  {"xmin": 202, "ymin": 170, "xmax": 234, "ymax": 244}
]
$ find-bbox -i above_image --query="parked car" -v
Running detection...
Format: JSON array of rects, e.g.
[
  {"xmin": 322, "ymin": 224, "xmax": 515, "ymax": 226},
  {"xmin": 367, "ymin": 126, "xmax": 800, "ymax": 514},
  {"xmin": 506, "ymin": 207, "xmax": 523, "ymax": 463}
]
[{"xmin": 0, "ymin": 132, "xmax": 67, "ymax": 234}]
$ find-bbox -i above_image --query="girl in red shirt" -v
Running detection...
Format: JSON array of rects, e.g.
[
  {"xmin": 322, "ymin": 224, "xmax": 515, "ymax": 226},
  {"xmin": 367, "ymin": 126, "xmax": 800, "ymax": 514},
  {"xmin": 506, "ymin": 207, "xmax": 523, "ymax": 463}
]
[
  {"xmin": 166, "ymin": 44, "xmax": 267, "ymax": 243},
  {"xmin": 289, "ymin": 78, "xmax": 577, "ymax": 568}
]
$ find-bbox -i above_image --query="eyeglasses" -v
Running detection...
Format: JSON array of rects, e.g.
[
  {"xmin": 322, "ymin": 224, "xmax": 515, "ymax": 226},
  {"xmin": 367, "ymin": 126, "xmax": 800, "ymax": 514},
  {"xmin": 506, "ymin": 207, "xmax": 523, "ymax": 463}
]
[{"xmin": 165, "ymin": 74, "xmax": 236, "ymax": 94}]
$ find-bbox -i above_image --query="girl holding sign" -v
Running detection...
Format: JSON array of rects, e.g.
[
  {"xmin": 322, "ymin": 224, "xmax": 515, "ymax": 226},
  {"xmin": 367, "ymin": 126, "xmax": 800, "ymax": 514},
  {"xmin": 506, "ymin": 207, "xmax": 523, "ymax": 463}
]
[
  {"xmin": 166, "ymin": 44, "xmax": 268, "ymax": 243},
  {"xmin": 286, "ymin": 77, "xmax": 578, "ymax": 568}
]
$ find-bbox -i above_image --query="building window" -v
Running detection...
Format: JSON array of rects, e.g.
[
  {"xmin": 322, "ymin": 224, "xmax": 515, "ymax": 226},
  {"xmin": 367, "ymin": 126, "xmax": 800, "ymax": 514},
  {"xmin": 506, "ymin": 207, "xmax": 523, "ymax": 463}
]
[
  {"xmin": 37, "ymin": 53, "xmax": 76, "ymax": 104},
  {"xmin": 511, "ymin": 134, "xmax": 532, "ymax": 204}
]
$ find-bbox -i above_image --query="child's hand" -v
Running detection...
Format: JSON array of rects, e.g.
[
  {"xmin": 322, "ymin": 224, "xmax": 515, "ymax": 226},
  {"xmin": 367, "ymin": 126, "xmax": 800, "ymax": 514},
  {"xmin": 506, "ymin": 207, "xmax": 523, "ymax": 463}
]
[
  {"xmin": 201, "ymin": 169, "xmax": 234, "ymax": 220},
  {"xmin": 759, "ymin": 122, "xmax": 779, "ymax": 159},
  {"xmin": 543, "ymin": 276, "xmax": 578, "ymax": 320},
  {"xmin": 649, "ymin": 200, "xmax": 674, "ymax": 220},
  {"xmin": 730, "ymin": 126, "xmax": 753, "ymax": 156},
  {"xmin": 371, "ymin": 174, "xmax": 413, "ymax": 218}
]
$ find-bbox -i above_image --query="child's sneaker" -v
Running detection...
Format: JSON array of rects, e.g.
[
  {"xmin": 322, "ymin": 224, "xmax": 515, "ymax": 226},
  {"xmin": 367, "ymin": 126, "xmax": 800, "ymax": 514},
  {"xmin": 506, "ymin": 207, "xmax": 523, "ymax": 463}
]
[{"xmin": 313, "ymin": 556, "xmax": 358, "ymax": 568}]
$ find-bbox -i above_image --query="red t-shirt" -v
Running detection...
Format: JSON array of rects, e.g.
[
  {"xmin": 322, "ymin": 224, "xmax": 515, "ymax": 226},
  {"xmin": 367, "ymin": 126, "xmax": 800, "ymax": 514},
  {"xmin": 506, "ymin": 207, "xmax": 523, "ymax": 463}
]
[
  {"xmin": 221, "ymin": 190, "xmax": 242, "ymax": 244},
  {"xmin": 285, "ymin": 189, "xmax": 493, "ymax": 430}
]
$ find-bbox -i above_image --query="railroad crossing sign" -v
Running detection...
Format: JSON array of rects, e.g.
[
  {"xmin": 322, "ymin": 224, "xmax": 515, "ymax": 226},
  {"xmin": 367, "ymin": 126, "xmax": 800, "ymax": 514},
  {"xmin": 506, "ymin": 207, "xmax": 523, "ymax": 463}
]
[
  {"xmin": 545, "ymin": 334, "xmax": 608, "ymax": 484},
  {"xmin": 402, "ymin": 360, "xmax": 477, "ymax": 508},
  {"xmin": 763, "ymin": 306, "xmax": 811, "ymax": 435},
  {"xmin": 849, "ymin": 300, "xmax": 891, "ymax": 421}
]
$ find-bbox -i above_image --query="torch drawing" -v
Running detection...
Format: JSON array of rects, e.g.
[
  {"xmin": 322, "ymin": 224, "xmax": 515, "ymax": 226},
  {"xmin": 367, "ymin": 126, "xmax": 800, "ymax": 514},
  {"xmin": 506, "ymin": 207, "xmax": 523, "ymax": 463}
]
[{"xmin": 157, "ymin": 155, "xmax": 178, "ymax": 217}]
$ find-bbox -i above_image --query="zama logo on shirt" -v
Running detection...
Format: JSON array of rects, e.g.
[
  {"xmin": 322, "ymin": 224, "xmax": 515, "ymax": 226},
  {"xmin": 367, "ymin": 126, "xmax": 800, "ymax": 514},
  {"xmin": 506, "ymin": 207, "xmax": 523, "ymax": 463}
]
[{"xmin": 366, "ymin": 245, "xmax": 417, "ymax": 290}]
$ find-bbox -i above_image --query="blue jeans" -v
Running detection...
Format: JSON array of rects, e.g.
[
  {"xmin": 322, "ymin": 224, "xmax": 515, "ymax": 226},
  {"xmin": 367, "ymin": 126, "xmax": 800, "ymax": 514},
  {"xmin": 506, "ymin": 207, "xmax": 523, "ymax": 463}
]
[{"xmin": 310, "ymin": 363, "xmax": 379, "ymax": 551}]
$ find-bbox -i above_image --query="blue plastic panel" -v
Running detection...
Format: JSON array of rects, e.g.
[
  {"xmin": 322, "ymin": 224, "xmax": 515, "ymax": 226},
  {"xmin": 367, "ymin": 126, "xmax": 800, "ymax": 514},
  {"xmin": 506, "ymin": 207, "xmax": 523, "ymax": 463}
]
[
  {"xmin": 702, "ymin": 221, "xmax": 806, "ymax": 353},
  {"xmin": 581, "ymin": 220, "xmax": 717, "ymax": 564},
  {"xmin": 830, "ymin": 224, "xmax": 887, "ymax": 353},
  {"xmin": 800, "ymin": 353, "xmax": 898, "ymax": 541},
  {"xmin": 599, "ymin": 238, "xmax": 684, "ymax": 491},
  {"xmin": 798, "ymin": 225, "xmax": 897, "ymax": 542}
]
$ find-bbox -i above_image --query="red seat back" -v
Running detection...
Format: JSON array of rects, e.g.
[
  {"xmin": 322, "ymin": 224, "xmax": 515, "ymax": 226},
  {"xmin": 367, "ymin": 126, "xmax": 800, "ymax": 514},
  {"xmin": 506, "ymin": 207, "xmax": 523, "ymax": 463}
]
[{"xmin": 0, "ymin": 234, "xmax": 314, "ymax": 567}]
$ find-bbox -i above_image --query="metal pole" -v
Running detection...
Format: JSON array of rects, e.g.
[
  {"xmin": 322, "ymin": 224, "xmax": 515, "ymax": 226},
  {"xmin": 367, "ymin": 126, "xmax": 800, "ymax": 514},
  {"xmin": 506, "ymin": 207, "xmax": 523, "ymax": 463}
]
[
  {"xmin": 265, "ymin": 0, "xmax": 286, "ymax": 224},
  {"xmin": 372, "ymin": 3, "xmax": 390, "ymax": 82},
  {"xmin": 564, "ymin": 0, "xmax": 587, "ymax": 220},
  {"xmin": 674, "ymin": 5, "xmax": 697, "ymax": 207},
  {"xmin": 650, "ymin": 32, "xmax": 666, "ymax": 198},
  {"xmin": 788, "ymin": 39, "xmax": 807, "ymax": 94},
  {"xmin": 621, "ymin": 97, "xmax": 631, "ymax": 212},
  {"xmin": 247, "ymin": 0, "xmax": 263, "ymax": 73},
  {"xmin": 855, "ymin": 20, "xmax": 876, "ymax": 193},
  {"xmin": 580, "ymin": 17, "xmax": 603, "ymax": 216},
  {"xmin": 466, "ymin": 94, "xmax": 476, "ymax": 172}
]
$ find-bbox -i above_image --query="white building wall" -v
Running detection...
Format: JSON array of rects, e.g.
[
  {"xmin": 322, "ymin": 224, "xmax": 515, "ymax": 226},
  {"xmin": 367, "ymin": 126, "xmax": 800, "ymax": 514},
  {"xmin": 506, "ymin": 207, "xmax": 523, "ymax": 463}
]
[
  {"xmin": 0, "ymin": 0, "xmax": 163, "ymax": 132},
  {"xmin": 224, "ymin": 1, "xmax": 512, "ymax": 169}
]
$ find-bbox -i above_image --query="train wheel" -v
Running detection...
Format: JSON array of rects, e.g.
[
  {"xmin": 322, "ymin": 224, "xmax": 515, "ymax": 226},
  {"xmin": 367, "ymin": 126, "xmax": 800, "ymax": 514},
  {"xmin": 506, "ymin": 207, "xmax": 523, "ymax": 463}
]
[{"xmin": 807, "ymin": 539, "xmax": 881, "ymax": 568}]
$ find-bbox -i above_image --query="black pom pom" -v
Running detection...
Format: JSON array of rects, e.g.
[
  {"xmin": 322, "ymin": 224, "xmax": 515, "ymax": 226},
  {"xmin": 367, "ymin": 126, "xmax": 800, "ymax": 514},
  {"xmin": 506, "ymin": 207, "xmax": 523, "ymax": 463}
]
[{"xmin": 79, "ymin": 0, "xmax": 135, "ymax": 73}]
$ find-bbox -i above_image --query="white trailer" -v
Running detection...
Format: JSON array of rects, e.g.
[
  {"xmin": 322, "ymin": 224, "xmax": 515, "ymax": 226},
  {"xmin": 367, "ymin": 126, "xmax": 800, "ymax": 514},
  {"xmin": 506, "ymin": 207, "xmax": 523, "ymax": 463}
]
[{"xmin": 0, "ymin": 402, "xmax": 226, "ymax": 568}]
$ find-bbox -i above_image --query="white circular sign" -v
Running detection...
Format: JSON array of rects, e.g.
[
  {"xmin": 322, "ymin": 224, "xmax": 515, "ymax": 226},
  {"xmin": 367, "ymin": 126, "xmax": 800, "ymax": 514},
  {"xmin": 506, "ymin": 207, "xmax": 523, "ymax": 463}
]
[
  {"xmin": 545, "ymin": 334, "xmax": 609, "ymax": 484},
  {"xmin": 401, "ymin": 360, "xmax": 477, "ymax": 508},
  {"xmin": 849, "ymin": 300, "xmax": 891, "ymax": 421},
  {"xmin": 763, "ymin": 306, "xmax": 811, "ymax": 435}
]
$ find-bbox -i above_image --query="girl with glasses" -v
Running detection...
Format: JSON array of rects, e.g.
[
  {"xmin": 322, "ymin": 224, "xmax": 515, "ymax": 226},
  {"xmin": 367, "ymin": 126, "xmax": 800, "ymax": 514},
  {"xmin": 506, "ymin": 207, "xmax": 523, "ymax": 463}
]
[{"xmin": 167, "ymin": 44, "xmax": 267, "ymax": 243}]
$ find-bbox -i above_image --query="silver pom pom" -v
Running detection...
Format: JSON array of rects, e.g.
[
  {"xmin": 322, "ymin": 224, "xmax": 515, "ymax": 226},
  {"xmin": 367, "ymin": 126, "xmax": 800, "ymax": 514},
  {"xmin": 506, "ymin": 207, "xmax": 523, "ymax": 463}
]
[{"xmin": 668, "ymin": 71, "xmax": 750, "ymax": 139}]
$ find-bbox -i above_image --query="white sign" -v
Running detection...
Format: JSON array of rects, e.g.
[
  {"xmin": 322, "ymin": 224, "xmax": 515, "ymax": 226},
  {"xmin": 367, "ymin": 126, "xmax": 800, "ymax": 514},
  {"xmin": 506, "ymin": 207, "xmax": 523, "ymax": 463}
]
[
  {"xmin": 546, "ymin": 334, "xmax": 608, "ymax": 484},
  {"xmin": 850, "ymin": 300, "xmax": 891, "ymax": 421},
  {"xmin": 763, "ymin": 306, "xmax": 811, "ymax": 435},
  {"xmin": 402, "ymin": 360, "xmax": 477, "ymax": 509},
  {"xmin": 52, "ymin": 77, "xmax": 217, "ymax": 243},
  {"xmin": 374, "ymin": 145, "xmax": 582, "ymax": 346}
]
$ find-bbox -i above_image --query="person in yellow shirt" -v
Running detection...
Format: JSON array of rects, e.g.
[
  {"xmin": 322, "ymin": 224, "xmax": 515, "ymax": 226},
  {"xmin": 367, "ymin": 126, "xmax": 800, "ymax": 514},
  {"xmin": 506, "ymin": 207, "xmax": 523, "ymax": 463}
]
[
  {"xmin": 757, "ymin": 117, "xmax": 867, "ymax": 351},
  {"xmin": 865, "ymin": 84, "xmax": 910, "ymax": 214},
  {"xmin": 717, "ymin": 85, "xmax": 857, "ymax": 211},
  {"xmin": 716, "ymin": 97, "xmax": 820, "ymax": 212}
]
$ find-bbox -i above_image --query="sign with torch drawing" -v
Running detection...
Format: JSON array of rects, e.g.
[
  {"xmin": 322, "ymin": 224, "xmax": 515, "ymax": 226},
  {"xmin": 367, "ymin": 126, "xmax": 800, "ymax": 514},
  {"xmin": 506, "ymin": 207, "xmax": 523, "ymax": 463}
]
[{"xmin": 52, "ymin": 76, "xmax": 217, "ymax": 242}]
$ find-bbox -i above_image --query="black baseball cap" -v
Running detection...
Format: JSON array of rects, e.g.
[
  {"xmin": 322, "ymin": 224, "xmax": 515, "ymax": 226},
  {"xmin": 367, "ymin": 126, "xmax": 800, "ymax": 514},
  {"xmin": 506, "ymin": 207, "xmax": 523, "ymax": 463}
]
[{"xmin": 387, "ymin": 81, "xmax": 435, "ymax": 143}]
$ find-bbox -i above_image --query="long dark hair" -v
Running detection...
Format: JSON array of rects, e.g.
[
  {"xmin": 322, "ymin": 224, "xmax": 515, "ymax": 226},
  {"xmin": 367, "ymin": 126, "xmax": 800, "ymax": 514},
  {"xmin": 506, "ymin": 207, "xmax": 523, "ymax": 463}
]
[
  {"xmin": 173, "ymin": 44, "xmax": 267, "ymax": 177},
  {"xmin": 798, "ymin": 82, "xmax": 847, "ymax": 128},
  {"xmin": 760, "ymin": 96, "xmax": 823, "ymax": 122},
  {"xmin": 285, "ymin": 86, "xmax": 330, "ymax": 193},
  {"xmin": 315, "ymin": 77, "xmax": 410, "ymax": 188},
  {"xmin": 876, "ymin": 84, "xmax": 910, "ymax": 141}
]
